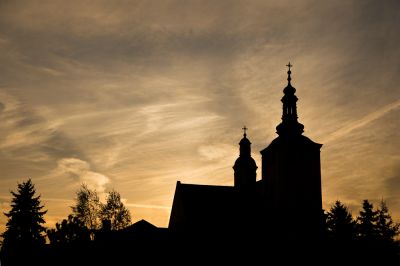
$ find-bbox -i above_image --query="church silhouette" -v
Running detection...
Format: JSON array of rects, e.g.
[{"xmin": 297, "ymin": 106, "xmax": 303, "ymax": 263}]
[
  {"xmin": 91, "ymin": 64, "xmax": 325, "ymax": 262},
  {"xmin": 168, "ymin": 63, "xmax": 324, "ymax": 253},
  {"xmin": 22, "ymin": 64, "xmax": 327, "ymax": 265},
  {"xmin": 5, "ymin": 65, "xmax": 400, "ymax": 266}
]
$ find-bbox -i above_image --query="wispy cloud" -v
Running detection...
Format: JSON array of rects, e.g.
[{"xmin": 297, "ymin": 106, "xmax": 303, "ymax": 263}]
[
  {"xmin": 52, "ymin": 158, "xmax": 110, "ymax": 196},
  {"xmin": 0, "ymin": 0, "xmax": 399, "ymax": 230},
  {"xmin": 322, "ymin": 99, "xmax": 400, "ymax": 144},
  {"xmin": 125, "ymin": 203, "xmax": 171, "ymax": 210}
]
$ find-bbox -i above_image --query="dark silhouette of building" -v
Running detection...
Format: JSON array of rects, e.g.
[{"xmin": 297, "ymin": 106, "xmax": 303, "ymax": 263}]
[
  {"xmin": 168, "ymin": 129, "xmax": 262, "ymax": 237},
  {"xmin": 169, "ymin": 63, "xmax": 323, "ymax": 246},
  {"xmin": 261, "ymin": 63, "xmax": 323, "ymax": 243},
  {"xmin": 5, "ymin": 65, "xmax": 400, "ymax": 266},
  {"xmin": 233, "ymin": 126, "xmax": 258, "ymax": 189}
]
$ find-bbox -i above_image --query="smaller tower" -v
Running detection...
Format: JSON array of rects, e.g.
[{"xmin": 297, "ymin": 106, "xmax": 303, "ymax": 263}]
[
  {"xmin": 233, "ymin": 126, "xmax": 258, "ymax": 189},
  {"xmin": 276, "ymin": 62, "xmax": 304, "ymax": 136}
]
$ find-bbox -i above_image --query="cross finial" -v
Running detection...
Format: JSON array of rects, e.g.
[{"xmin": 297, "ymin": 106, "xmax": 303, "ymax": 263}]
[
  {"xmin": 286, "ymin": 62, "xmax": 292, "ymax": 71},
  {"xmin": 242, "ymin": 126, "xmax": 248, "ymax": 136},
  {"xmin": 286, "ymin": 62, "xmax": 292, "ymax": 84}
]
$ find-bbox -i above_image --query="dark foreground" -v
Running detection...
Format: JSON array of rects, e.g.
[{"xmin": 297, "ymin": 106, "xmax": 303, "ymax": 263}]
[{"xmin": 1, "ymin": 231, "xmax": 399, "ymax": 266}]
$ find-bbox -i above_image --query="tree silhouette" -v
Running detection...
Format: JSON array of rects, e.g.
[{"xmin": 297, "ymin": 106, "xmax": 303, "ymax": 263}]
[
  {"xmin": 357, "ymin": 200, "xmax": 378, "ymax": 243},
  {"xmin": 376, "ymin": 201, "xmax": 400, "ymax": 248},
  {"xmin": 47, "ymin": 214, "xmax": 91, "ymax": 245},
  {"xmin": 326, "ymin": 201, "xmax": 356, "ymax": 243},
  {"xmin": 100, "ymin": 190, "xmax": 131, "ymax": 230},
  {"xmin": 1, "ymin": 179, "xmax": 47, "ymax": 256},
  {"xmin": 71, "ymin": 184, "xmax": 101, "ymax": 231}
]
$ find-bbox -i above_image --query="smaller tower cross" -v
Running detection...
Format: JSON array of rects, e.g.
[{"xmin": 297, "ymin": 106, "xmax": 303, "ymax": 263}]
[
  {"xmin": 233, "ymin": 126, "xmax": 257, "ymax": 189},
  {"xmin": 242, "ymin": 126, "xmax": 248, "ymax": 137}
]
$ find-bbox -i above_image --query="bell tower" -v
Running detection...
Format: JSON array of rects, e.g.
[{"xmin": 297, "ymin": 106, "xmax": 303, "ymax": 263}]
[
  {"xmin": 233, "ymin": 126, "xmax": 257, "ymax": 190},
  {"xmin": 276, "ymin": 62, "xmax": 304, "ymax": 136},
  {"xmin": 260, "ymin": 63, "xmax": 323, "ymax": 242}
]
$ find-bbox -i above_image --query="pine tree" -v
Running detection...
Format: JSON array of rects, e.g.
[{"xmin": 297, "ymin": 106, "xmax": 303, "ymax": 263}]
[
  {"xmin": 100, "ymin": 190, "xmax": 131, "ymax": 230},
  {"xmin": 376, "ymin": 200, "xmax": 399, "ymax": 245},
  {"xmin": 357, "ymin": 200, "xmax": 378, "ymax": 242},
  {"xmin": 1, "ymin": 179, "xmax": 47, "ymax": 255},
  {"xmin": 326, "ymin": 201, "xmax": 356, "ymax": 243}
]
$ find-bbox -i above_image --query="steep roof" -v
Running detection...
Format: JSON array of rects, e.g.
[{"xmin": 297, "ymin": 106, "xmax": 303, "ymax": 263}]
[
  {"xmin": 260, "ymin": 134, "xmax": 322, "ymax": 154},
  {"xmin": 123, "ymin": 219, "xmax": 158, "ymax": 233},
  {"xmin": 169, "ymin": 181, "xmax": 265, "ymax": 232},
  {"xmin": 168, "ymin": 182, "xmax": 239, "ymax": 230}
]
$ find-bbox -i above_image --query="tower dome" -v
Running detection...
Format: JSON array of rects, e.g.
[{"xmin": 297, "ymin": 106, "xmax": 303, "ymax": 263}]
[{"xmin": 233, "ymin": 126, "xmax": 258, "ymax": 189}]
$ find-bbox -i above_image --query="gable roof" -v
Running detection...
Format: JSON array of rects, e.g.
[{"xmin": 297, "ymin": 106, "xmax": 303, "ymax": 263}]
[
  {"xmin": 124, "ymin": 219, "xmax": 158, "ymax": 233},
  {"xmin": 169, "ymin": 182, "xmax": 239, "ymax": 230}
]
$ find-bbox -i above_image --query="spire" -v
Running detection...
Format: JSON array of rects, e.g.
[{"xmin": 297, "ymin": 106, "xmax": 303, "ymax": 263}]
[
  {"xmin": 233, "ymin": 127, "xmax": 257, "ymax": 189},
  {"xmin": 239, "ymin": 126, "xmax": 251, "ymax": 157},
  {"xmin": 276, "ymin": 63, "xmax": 304, "ymax": 136},
  {"xmin": 286, "ymin": 62, "xmax": 292, "ymax": 85},
  {"xmin": 242, "ymin": 126, "xmax": 247, "ymax": 137}
]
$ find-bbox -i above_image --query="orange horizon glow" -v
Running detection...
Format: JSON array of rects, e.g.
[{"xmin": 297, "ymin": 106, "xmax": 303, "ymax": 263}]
[{"xmin": 0, "ymin": 0, "xmax": 399, "ymax": 232}]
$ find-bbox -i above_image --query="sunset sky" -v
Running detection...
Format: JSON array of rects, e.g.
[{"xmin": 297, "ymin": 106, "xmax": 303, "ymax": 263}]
[{"xmin": 0, "ymin": 0, "xmax": 399, "ymax": 232}]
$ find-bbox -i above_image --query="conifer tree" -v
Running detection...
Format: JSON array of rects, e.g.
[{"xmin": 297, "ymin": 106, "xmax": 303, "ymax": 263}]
[
  {"xmin": 357, "ymin": 200, "xmax": 378, "ymax": 242},
  {"xmin": 1, "ymin": 179, "xmax": 47, "ymax": 255},
  {"xmin": 326, "ymin": 201, "xmax": 356, "ymax": 242},
  {"xmin": 376, "ymin": 200, "xmax": 399, "ymax": 245}
]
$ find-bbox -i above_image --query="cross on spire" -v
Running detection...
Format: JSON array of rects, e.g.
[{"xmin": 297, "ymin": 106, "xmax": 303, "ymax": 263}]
[
  {"xmin": 286, "ymin": 62, "xmax": 292, "ymax": 84},
  {"xmin": 277, "ymin": 62, "xmax": 304, "ymax": 136},
  {"xmin": 242, "ymin": 126, "xmax": 248, "ymax": 136},
  {"xmin": 286, "ymin": 62, "xmax": 292, "ymax": 71}
]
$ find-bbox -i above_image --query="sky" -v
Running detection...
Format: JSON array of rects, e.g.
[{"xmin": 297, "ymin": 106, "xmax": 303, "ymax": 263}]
[{"xmin": 0, "ymin": 0, "xmax": 399, "ymax": 232}]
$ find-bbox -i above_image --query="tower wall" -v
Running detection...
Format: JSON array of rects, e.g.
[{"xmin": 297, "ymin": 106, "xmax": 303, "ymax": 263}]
[
  {"xmin": 233, "ymin": 132, "xmax": 258, "ymax": 190},
  {"xmin": 260, "ymin": 63, "xmax": 324, "ymax": 242},
  {"xmin": 261, "ymin": 135, "xmax": 323, "ymax": 241}
]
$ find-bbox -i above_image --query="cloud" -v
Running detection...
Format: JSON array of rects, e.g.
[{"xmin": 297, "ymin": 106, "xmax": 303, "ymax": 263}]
[
  {"xmin": 55, "ymin": 158, "xmax": 110, "ymax": 194},
  {"xmin": 322, "ymin": 99, "xmax": 400, "ymax": 144},
  {"xmin": 198, "ymin": 144, "xmax": 235, "ymax": 162},
  {"xmin": 386, "ymin": 166, "xmax": 400, "ymax": 196},
  {"xmin": 0, "ymin": 91, "xmax": 82, "ymax": 161},
  {"xmin": 0, "ymin": 0, "xmax": 399, "ymax": 230},
  {"xmin": 0, "ymin": 200, "xmax": 10, "ymax": 237},
  {"xmin": 384, "ymin": 164, "xmax": 400, "ymax": 215},
  {"xmin": 56, "ymin": 158, "xmax": 90, "ymax": 177},
  {"xmin": 125, "ymin": 203, "xmax": 171, "ymax": 210}
]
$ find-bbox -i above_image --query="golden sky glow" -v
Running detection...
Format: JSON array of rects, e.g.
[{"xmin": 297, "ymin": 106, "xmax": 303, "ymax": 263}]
[{"xmin": 0, "ymin": 0, "xmax": 399, "ymax": 231}]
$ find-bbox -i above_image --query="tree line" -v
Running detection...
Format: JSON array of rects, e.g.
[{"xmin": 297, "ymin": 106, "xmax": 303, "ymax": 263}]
[
  {"xmin": 325, "ymin": 200, "xmax": 400, "ymax": 257},
  {"xmin": 0, "ymin": 179, "xmax": 131, "ymax": 263},
  {"xmin": 0, "ymin": 179, "xmax": 399, "ymax": 263}
]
